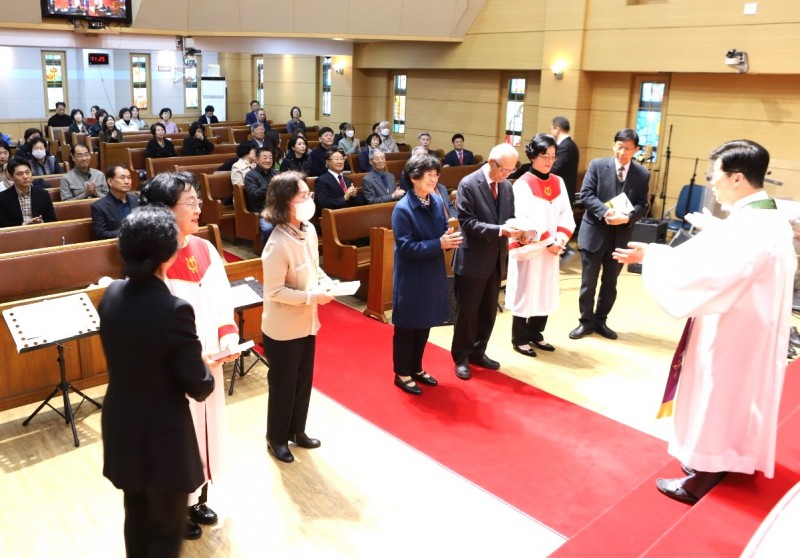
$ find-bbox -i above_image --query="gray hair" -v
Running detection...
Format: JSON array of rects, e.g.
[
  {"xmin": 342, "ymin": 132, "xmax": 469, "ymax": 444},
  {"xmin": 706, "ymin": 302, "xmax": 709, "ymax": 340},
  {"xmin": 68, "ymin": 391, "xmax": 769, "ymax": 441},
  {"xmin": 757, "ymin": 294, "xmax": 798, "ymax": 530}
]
[
  {"xmin": 488, "ymin": 142, "xmax": 519, "ymax": 162},
  {"xmin": 378, "ymin": 120, "xmax": 390, "ymax": 128}
]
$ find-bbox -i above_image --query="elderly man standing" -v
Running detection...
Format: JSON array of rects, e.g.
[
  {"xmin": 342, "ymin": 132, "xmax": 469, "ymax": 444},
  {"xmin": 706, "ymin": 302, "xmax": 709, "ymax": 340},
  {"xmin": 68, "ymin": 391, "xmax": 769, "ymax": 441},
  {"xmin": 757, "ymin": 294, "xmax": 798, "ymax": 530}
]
[
  {"xmin": 451, "ymin": 143, "xmax": 522, "ymax": 380},
  {"xmin": 60, "ymin": 143, "xmax": 108, "ymax": 200},
  {"xmin": 614, "ymin": 139, "xmax": 795, "ymax": 505},
  {"xmin": 361, "ymin": 150, "xmax": 404, "ymax": 204},
  {"xmin": 377, "ymin": 121, "xmax": 399, "ymax": 153}
]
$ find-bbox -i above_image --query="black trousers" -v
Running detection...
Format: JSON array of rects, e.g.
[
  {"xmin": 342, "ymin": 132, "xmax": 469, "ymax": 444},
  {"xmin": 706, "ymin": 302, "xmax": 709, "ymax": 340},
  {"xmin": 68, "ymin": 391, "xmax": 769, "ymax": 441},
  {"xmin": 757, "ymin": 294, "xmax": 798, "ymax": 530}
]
[
  {"xmin": 123, "ymin": 488, "xmax": 188, "ymax": 558},
  {"xmin": 393, "ymin": 326, "xmax": 430, "ymax": 376},
  {"xmin": 451, "ymin": 269, "xmax": 501, "ymax": 364},
  {"xmin": 263, "ymin": 333, "xmax": 315, "ymax": 444},
  {"xmin": 511, "ymin": 315, "xmax": 548, "ymax": 345},
  {"xmin": 578, "ymin": 239, "xmax": 623, "ymax": 327}
]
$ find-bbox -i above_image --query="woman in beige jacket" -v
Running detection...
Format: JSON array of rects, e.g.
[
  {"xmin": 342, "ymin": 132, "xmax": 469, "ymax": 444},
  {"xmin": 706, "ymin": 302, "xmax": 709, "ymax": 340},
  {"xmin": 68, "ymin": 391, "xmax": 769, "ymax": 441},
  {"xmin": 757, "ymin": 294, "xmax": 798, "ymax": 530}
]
[{"xmin": 261, "ymin": 171, "xmax": 334, "ymax": 463}]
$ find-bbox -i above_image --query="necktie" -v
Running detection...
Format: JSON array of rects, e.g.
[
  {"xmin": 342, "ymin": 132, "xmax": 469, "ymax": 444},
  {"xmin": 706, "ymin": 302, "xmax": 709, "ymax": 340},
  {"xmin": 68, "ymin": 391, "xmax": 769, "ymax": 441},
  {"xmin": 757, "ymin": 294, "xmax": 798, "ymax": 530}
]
[
  {"xmin": 458, "ymin": 151, "xmax": 463, "ymax": 165},
  {"xmin": 617, "ymin": 165, "xmax": 625, "ymax": 183},
  {"xmin": 381, "ymin": 173, "xmax": 391, "ymax": 194},
  {"xmin": 337, "ymin": 174, "xmax": 347, "ymax": 194},
  {"xmin": 490, "ymin": 181, "xmax": 498, "ymax": 201}
]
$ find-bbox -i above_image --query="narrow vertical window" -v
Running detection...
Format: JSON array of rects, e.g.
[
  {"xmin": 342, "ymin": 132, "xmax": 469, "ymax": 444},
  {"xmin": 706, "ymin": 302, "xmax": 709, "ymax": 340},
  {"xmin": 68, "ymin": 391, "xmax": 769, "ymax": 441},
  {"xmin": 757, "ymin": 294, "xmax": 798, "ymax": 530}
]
[
  {"xmin": 321, "ymin": 56, "xmax": 332, "ymax": 116},
  {"xmin": 184, "ymin": 55, "xmax": 201, "ymax": 110},
  {"xmin": 43, "ymin": 51, "xmax": 67, "ymax": 113},
  {"xmin": 253, "ymin": 56, "xmax": 264, "ymax": 107},
  {"xmin": 633, "ymin": 80, "xmax": 667, "ymax": 163},
  {"xmin": 130, "ymin": 54, "xmax": 149, "ymax": 110},
  {"xmin": 392, "ymin": 74, "xmax": 407, "ymax": 134},
  {"xmin": 505, "ymin": 78, "xmax": 526, "ymax": 147}
]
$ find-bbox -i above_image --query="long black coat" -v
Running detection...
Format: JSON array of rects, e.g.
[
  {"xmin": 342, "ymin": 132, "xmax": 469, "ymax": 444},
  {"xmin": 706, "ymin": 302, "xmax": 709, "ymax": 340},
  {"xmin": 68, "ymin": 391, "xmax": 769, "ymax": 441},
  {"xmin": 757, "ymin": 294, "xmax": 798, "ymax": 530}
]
[{"xmin": 98, "ymin": 276, "xmax": 214, "ymax": 493}]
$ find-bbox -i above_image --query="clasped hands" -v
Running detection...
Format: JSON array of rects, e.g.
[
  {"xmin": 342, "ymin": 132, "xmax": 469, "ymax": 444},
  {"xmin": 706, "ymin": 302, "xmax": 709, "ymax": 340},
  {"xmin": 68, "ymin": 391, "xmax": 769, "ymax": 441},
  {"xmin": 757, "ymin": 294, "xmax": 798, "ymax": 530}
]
[
  {"xmin": 343, "ymin": 185, "xmax": 358, "ymax": 200},
  {"xmin": 604, "ymin": 209, "xmax": 630, "ymax": 226},
  {"xmin": 440, "ymin": 227, "xmax": 463, "ymax": 249}
]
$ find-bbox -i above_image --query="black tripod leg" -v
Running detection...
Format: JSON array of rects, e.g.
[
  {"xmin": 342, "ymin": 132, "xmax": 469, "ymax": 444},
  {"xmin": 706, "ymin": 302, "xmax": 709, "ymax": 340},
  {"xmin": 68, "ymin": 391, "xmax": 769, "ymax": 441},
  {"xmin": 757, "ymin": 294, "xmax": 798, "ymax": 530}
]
[
  {"xmin": 69, "ymin": 385, "xmax": 102, "ymax": 409},
  {"xmin": 62, "ymin": 384, "xmax": 80, "ymax": 447},
  {"xmin": 22, "ymin": 386, "xmax": 61, "ymax": 426}
]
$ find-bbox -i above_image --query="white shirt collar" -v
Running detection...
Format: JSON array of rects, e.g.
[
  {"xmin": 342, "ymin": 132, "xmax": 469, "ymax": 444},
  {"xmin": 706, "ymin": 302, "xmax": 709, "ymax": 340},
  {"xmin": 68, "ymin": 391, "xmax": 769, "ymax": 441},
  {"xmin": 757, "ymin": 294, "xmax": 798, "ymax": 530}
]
[{"xmin": 730, "ymin": 190, "xmax": 769, "ymax": 213}]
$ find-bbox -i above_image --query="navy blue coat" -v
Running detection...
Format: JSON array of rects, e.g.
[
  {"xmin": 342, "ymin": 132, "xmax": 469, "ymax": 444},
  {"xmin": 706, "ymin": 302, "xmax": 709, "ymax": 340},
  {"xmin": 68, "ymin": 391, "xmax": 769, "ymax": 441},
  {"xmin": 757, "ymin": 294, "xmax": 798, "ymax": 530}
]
[{"xmin": 391, "ymin": 191, "xmax": 449, "ymax": 329}]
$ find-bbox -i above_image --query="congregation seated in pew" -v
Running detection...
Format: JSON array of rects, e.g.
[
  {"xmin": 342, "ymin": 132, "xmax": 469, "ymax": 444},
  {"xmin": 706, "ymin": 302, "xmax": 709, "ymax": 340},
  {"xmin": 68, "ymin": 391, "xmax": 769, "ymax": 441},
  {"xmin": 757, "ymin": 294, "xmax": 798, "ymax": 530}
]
[
  {"xmin": 0, "ymin": 158, "xmax": 57, "ymax": 227},
  {"xmin": 0, "ymin": 140, "xmax": 12, "ymax": 191},
  {"xmin": 92, "ymin": 165, "xmax": 139, "ymax": 239},
  {"xmin": 315, "ymin": 148, "xmax": 364, "ymax": 212},
  {"xmin": 183, "ymin": 122, "xmax": 216, "ymax": 156},
  {"xmin": 361, "ymin": 150, "xmax": 405, "ymax": 205},
  {"xmin": 244, "ymin": 147, "xmax": 278, "ymax": 245},
  {"xmin": 231, "ymin": 140, "xmax": 257, "ymax": 185},
  {"xmin": 146, "ymin": 122, "xmax": 176, "ymax": 159},
  {"xmin": 60, "ymin": 144, "xmax": 108, "ymax": 201}
]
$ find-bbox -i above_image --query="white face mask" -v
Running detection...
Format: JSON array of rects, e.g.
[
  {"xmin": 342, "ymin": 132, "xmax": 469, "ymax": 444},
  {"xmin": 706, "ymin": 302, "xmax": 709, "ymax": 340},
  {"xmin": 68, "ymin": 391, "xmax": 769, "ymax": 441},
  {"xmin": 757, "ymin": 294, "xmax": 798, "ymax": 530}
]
[
  {"xmin": 380, "ymin": 128, "xmax": 390, "ymax": 137},
  {"xmin": 32, "ymin": 149, "xmax": 47, "ymax": 159},
  {"xmin": 293, "ymin": 198, "xmax": 315, "ymax": 222},
  {"xmin": 346, "ymin": 130, "xmax": 355, "ymax": 138}
]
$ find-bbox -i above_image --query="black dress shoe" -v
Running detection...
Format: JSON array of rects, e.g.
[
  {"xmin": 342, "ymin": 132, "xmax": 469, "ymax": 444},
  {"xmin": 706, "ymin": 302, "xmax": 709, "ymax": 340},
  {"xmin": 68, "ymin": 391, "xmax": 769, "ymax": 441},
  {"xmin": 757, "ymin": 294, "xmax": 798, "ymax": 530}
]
[
  {"xmin": 789, "ymin": 345, "xmax": 797, "ymax": 359},
  {"xmin": 189, "ymin": 503, "xmax": 218, "ymax": 525},
  {"xmin": 656, "ymin": 471, "xmax": 727, "ymax": 505},
  {"xmin": 185, "ymin": 518, "xmax": 202, "ymax": 540},
  {"xmin": 791, "ymin": 326, "xmax": 800, "ymax": 347},
  {"xmin": 455, "ymin": 361, "xmax": 471, "ymax": 380},
  {"xmin": 267, "ymin": 440, "xmax": 294, "ymax": 463},
  {"xmin": 411, "ymin": 370, "xmax": 438, "ymax": 386},
  {"xmin": 596, "ymin": 323, "xmax": 618, "ymax": 340},
  {"xmin": 289, "ymin": 432, "xmax": 321, "ymax": 449},
  {"xmin": 512, "ymin": 344, "xmax": 537, "ymax": 357},
  {"xmin": 569, "ymin": 324, "xmax": 594, "ymax": 339},
  {"xmin": 681, "ymin": 463, "xmax": 696, "ymax": 476},
  {"xmin": 532, "ymin": 340, "xmax": 556, "ymax": 352},
  {"xmin": 469, "ymin": 354, "xmax": 500, "ymax": 370},
  {"xmin": 394, "ymin": 375, "xmax": 423, "ymax": 395}
]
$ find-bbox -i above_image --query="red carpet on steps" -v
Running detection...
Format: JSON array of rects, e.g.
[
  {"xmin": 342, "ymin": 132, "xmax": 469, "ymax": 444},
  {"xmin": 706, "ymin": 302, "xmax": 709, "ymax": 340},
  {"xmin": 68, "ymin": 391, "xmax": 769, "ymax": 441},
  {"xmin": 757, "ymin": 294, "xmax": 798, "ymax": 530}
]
[
  {"xmin": 223, "ymin": 250, "xmax": 244, "ymax": 263},
  {"xmin": 312, "ymin": 302, "xmax": 671, "ymax": 538}
]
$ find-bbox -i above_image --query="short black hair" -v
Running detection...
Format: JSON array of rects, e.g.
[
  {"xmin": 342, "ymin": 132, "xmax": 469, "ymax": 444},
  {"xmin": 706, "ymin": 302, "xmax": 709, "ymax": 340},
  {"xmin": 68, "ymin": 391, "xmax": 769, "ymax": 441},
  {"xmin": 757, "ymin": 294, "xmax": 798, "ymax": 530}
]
[
  {"xmin": 0, "ymin": 140, "xmax": 10, "ymax": 153},
  {"xmin": 150, "ymin": 122, "xmax": 166, "ymax": 136},
  {"xmin": 287, "ymin": 134, "xmax": 306, "ymax": 152},
  {"xmin": 236, "ymin": 140, "xmax": 257, "ymax": 159},
  {"xmin": 451, "ymin": 133, "xmax": 464, "ymax": 144},
  {"xmin": 264, "ymin": 172, "xmax": 304, "ymax": 226},
  {"xmin": 118, "ymin": 206, "xmax": 178, "ymax": 283},
  {"xmin": 8, "ymin": 157, "xmax": 32, "ymax": 175},
  {"xmin": 70, "ymin": 143, "xmax": 91, "ymax": 156},
  {"xmin": 524, "ymin": 133, "xmax": 556, "ymax": 161},
  {"xmin": 105, "ymin": 164, "xmax": 129, "ymax": 180},
  {"xmin": 140, "ymin": 172, "xmax": 195, "ymax": 208},
  {"xmin": 365, "ymin": 133, "xmax": 380, "ymax": 147},
  {"xmin": 290, "ymin": 106, "xmax": 301, "ymax": 118},
  {"xmin": 614, "ymin": 128, "xmax": 640, "ymax": 146},
  {"xmin": 70, "ymin": 109, "xmax": 84, "ymax": 120},
  {"xmin": 319, "ymin": 126, "xmax": 334, "ymax": 136},
  {"xmin": 159, "ymin": 107, "xmax": 172, "ymax": 119},
  {"xmin": 404, "ymin": 153, "xmax": 442, "ymax": 182},
  {"xmin": 255, "ymin": 146, "xmax": 273, "ymax": 159},
  {"xmin": 118, "ymin": 107, "xmax": 131, "ymax": 120},
  {"xmin": 188, "ymin": 122, "xmax": 204, "ymax": 137},
  {"xmin": 55, "ymin": 102, "xmax": 66, "ymax": 109},
  {"xmin": 552, "ymin": 116, "xmax": 570, "ymax": 132},
  {"xmin": 204, "ymin": 105, "xmax": 215, "ymax": 113},
  {"xmin": 710, "ymin": 139, "xmax": 770, "ymax": 188},
  {"xmin": 23, "ymin": 128, "xmax": 42, "ymax": 141},
  {"xmin": 250, "ymin": 100, "xmax": 259, "ymax": 107}
]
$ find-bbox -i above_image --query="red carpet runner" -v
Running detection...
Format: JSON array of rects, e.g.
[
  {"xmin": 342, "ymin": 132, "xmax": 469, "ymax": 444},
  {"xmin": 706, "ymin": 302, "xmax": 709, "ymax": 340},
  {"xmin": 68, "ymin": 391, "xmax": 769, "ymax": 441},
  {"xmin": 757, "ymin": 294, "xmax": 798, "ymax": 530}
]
[{"xmin": 313, "ymin": 302, "xmax": 671, "ymax": 538}]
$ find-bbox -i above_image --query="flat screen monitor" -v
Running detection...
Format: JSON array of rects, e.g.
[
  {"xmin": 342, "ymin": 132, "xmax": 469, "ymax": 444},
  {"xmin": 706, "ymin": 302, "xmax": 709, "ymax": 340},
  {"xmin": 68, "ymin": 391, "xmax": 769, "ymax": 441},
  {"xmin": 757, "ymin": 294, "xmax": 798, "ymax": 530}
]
[{"xmin": 41, "ymin": 0, "xmax": 132, "ymax": 25}]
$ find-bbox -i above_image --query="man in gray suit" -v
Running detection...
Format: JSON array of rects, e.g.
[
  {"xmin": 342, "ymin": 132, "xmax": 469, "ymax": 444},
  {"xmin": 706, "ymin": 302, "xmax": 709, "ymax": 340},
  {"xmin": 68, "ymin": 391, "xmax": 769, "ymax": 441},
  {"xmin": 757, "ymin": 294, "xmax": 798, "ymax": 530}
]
[
  {"xmin": 570, "ymin": 128, "xmax": 650, "ymax": 340},
  {"xmin": 361, "ymin": 150, "xmax": 404, "ymax": 204},
  {"xmin": 451, "ymin": 143, "xmax": 523, "ymax": 380}
]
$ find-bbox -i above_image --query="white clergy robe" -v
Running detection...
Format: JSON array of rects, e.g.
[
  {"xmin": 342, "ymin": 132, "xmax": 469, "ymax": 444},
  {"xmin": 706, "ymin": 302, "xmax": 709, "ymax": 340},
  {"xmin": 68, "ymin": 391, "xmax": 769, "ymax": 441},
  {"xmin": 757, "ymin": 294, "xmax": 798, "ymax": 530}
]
[{"xmin": 642, "ymin": 191, "xmax": 796, "ymax": 477}]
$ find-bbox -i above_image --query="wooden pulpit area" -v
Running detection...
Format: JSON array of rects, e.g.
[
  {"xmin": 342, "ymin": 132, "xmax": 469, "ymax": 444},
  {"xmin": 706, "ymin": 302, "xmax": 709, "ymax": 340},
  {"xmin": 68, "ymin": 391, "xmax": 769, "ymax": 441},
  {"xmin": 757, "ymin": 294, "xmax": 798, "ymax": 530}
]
[{"xmin": 0, "ymin": 224, "xmax": 264, "ymax": 412}]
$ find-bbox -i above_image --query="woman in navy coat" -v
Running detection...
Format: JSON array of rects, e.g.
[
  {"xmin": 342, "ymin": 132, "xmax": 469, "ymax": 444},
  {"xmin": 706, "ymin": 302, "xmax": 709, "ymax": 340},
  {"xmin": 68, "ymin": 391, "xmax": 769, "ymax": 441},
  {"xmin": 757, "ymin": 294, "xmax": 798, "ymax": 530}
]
[{"xmin": 391, "ymin": 153, "xmax": 463, "ymax": 395}]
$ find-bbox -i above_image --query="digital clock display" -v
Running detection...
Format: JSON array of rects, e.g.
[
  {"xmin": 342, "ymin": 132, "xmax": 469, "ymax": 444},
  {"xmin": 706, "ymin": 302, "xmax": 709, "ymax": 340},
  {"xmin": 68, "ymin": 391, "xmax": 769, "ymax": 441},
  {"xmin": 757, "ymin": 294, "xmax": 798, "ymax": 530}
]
[{"xmin": 88, "ymin": 53, "xmax": 109, "ymax": 65}]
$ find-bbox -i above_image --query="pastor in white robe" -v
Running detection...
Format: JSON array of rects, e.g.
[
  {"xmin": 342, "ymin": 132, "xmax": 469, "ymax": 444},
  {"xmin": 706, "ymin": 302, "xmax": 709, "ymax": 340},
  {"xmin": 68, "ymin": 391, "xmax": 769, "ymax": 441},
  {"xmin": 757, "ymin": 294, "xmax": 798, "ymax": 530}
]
[
  {"xmin": 166, "ymin": 235, "xmax": 238, "ymax": 504},
  {"xmin": 505, "ymin": 171, "xmax": 575, "ymax": 317},
  {"xmin": 642, "ymin": 191, "xmax": 796, "ymax": 477}
]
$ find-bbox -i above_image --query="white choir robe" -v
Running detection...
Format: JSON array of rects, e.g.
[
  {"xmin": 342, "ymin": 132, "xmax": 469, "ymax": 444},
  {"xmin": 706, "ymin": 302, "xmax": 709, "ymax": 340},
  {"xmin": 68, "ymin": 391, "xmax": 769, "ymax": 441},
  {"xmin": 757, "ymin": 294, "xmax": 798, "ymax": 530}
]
[
  {"xmin": 505, "ymin": 173, "xmax": 575, "ymax": 317},
  {"xmin": 641, "ymin": 192, "xmax": 796, "ymax": 477},
  {"xmin": 167, "ymin": 235, "xmax": 238, "ymax": 504}
]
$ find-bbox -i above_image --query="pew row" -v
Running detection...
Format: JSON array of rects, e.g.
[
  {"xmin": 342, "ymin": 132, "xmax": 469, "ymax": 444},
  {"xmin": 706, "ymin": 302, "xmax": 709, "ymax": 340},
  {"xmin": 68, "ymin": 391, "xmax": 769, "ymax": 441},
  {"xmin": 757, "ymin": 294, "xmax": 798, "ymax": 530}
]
[
  {"xmin": 146, "ymin": 150, "xmax": 236, "ymax": 179},
  {"xmin": 199, "ymin": 171, "xmax": 236, "ymax": 243},
  {"xmin": 0, "ymin": 218, "xmax": 94, "ymax": 255},
  {"xmin": 53, "ymin": 198, "xmax": 98, "ymax": 221}
]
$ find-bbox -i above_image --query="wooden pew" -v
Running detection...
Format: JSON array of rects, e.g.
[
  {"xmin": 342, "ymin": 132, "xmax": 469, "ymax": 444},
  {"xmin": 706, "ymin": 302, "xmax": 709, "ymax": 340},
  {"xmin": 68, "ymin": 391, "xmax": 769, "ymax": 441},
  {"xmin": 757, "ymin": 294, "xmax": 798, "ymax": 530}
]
[
  {"xmin": 439, "ymin": 163, "xmax": 483, "ymax": 190},
  {"xmin": 53, "ymin": 198, "xmax": 98, "ymax": 221},
  {"xmin": 0, "ymin": 218, "xmax": 94, "ymax": 255},
  {"xmin": 364, "ymin": 227, "xmax": 395, "ymax": 323},
  {"xmin": 233, "ymin": 183, "xmax": 261, "ymax": 254},
  {"xmin": 146, "ymin": 148, "xmax": 237, "ymax": 179},
  {"xmin": 45, "ymin": 187, "xmax": 59, "ymax": 202},
  {"xmin": 320, "ymin": 203, "xmax": 396, "ymax": 299},
  {"xmin": 103, "ymin": 137, "xmax": 219, "ymax": 171},
  {"xmin": 200, "ymin": 172, "xmax": 236, "ymax": 242},
  {"xmin": 385, "ymin": 159, "xmax": 406, "ymax": 181}
]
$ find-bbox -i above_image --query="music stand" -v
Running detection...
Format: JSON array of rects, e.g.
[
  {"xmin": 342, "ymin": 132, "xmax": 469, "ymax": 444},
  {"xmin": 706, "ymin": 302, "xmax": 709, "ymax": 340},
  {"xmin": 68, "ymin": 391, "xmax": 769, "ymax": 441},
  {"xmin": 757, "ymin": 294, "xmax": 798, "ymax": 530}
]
[
  {"xmin": 228, "ymin": 278, "xmax": 269, "ymax": 395},
  {"xmin": 2, "ymin": 293, "xmax": 102, "ymax": 447}
]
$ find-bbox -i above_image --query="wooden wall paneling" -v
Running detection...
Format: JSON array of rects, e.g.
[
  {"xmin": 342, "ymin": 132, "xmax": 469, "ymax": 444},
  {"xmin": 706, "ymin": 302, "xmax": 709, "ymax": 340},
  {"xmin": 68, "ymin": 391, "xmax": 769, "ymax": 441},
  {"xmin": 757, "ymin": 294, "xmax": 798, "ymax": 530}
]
[
  {"xmin": 218, "ymin": 53, "xmax": 252, "ymax": 125},
  {"xmin": 469, "ymin": 0, "xmax": 545, "ymax": 34},
  {"xmin": 263, "ymin": 55, "xmax": 318, "ymax": 126}
]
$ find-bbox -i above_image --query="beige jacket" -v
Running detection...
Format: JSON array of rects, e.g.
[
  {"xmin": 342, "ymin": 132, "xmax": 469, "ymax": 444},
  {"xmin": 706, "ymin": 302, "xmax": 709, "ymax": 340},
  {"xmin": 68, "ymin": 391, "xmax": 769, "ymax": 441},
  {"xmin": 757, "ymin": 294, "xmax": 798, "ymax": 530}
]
[{"xmin": 261, "ymin": 223, "xmax": 332, "ymax": 340}]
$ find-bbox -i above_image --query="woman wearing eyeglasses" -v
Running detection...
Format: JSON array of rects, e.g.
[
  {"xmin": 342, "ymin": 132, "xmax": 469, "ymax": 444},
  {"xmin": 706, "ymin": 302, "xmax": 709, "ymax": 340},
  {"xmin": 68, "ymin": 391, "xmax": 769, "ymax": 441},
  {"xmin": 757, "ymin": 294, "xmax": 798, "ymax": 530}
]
[
  {"xmin": 261, "ymin": 171, "xmax": 334, "ymax": 463},
  {"xmin": 505, "ymin": 133, "xmax": 575, "ymax": 356},
  {"xmin": 140, "ymin": 172, "xmax": 240, "ymax": 541}
]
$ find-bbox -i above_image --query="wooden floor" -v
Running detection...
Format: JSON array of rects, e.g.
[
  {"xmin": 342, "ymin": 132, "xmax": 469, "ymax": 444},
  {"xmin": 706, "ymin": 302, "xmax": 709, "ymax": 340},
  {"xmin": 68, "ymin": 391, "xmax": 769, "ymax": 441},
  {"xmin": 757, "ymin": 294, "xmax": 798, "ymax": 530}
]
[{"xmin": 0, "ymin": 247, "xmax": 715, "ymax": 557}]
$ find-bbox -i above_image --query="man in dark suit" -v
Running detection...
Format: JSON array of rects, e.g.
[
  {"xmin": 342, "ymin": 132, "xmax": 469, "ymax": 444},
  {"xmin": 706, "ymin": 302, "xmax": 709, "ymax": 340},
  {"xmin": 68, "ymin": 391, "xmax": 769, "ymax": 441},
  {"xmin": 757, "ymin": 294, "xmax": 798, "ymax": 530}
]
[
  {"xmin": 198, "ymin": 105, "xmax": 218, "ymax": 125},
  {"xmin": 550, "ymin": 116, "xmax": 580, "ymax": 205},
  {"xmin": 99, "ymin": 206, "xmax": 215, "ymax": 558},
  {"xmin": 0, "ymin": 158, "xmax": 57, "ymax": 227},
  {"xmin": 92, "ymin": 165, "xmax": 139, "ymax": 239},
  {"xmin": 570, "ymin": 128, "xmax": 650, "ymax": 341},
  {"xmin": 451, "ymin": 143, "xmax": 523, "ymax": 380},
  {"xmin": 307, "ymin": 127, "xmax": 336, "ymax": 177},
  {"xmin": 315, "ymin": 147, "xmax": 364, "ymax": 211},
  {"xmin": 361, "ymin": 150, "xmax": 404, "ymax": 204},
  {"xmin": 444, "ymin": 133, "xmax": 476, "ymax": 167},
  {"xmin": 245, "ymin": 100, "xmax": 260, "ymax": 126}
]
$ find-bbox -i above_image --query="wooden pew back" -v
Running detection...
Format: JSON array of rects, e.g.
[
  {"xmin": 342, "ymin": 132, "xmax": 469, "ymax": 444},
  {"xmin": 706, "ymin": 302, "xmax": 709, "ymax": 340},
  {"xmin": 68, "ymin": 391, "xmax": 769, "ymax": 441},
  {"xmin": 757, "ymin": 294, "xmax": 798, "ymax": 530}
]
[
  {"xmin": 53, "ymin": 198, "xmax": 98, "ymax": 221},
  {"xmin": 232, "ymin": 182, "xmax": 260, "ymax": 254},
  {"xmin": 199, "ymin": 172, "xmax": 236, "ymax": 242},
  {"xmin": 0, "ymin": 218, "xmax": 94, "ymax": 255},
  {"xmin": 146, "ymin": 148, "xmax": 237, "ymax": 179},
  {"xmin": 439, "ymin": 163, "xmax": 482, "ymax": 190}
]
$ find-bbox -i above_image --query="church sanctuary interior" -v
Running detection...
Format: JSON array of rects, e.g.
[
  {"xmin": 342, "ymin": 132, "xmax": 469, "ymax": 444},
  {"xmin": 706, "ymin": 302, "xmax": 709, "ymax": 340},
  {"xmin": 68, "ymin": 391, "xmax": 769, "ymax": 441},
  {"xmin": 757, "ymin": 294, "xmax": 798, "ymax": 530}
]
[{"xmin": 2, "ymin": 0, "xmax": 800, "ymax": 556}]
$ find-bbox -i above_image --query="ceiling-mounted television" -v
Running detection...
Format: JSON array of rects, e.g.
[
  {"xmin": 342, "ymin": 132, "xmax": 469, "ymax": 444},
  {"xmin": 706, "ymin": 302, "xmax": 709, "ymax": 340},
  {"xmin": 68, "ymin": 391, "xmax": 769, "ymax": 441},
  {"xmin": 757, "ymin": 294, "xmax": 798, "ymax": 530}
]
[{"xmin": 41, "ymin": 0, "xmax": 132, "ymax": 25}]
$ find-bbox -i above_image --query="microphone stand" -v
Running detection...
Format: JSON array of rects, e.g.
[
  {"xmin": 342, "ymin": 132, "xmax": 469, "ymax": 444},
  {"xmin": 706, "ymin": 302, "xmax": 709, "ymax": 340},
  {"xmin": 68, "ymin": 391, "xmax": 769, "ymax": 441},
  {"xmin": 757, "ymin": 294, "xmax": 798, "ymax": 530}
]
[{"xmin": 659, "ymin": 124, "xmax": 673, "ymax": 220}]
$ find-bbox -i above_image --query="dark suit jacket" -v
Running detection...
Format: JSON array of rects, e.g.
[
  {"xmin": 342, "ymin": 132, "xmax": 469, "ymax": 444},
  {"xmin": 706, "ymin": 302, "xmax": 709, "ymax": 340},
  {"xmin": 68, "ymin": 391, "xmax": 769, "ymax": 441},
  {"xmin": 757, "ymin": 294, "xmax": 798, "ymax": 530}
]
[
  {"xmin": 99, "ymin": 276, "xmax": 214, "ymax": 493},
  {"xmin": 315, "ymin": 171, "xmax": 364, "ymax": 211},
  {"xmin": 551, "ymin": 136, "xmax": 580, "ymax": 203},
  {"xmin": 361, "ymin": 169, "xmax": 397, "ymax": 204},
  {"xmin": 198, "ymin": 115, "xmax": 219, "ymax": 124},
  {"xmin": 577, "ymin": 157, "xmax": 650, "ymax": 253},
  {"xmin": 91, "ymin": 192, "xmax": 140, "ymax": 239},
  {"xmin": 0, "ymin": 185, "xmax": 57, "ymax": 227},
  {"xmin": 452, "ymin": 167, "xmax": 515, "ymax": 279},
  {"xmin": 245, "ymin": 111, "xmax": 259, "ymax": 126},
  {"xmin": 444, "ymin": 149, "xmax": 475, "ymax": 166}
]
